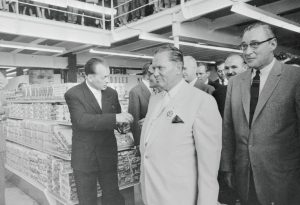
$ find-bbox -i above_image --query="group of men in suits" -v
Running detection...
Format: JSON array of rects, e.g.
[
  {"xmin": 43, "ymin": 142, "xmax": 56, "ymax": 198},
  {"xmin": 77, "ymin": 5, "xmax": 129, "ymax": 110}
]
[{"xmin": 65, "ymin": 22, "xmax": 300, "ymax": 205}]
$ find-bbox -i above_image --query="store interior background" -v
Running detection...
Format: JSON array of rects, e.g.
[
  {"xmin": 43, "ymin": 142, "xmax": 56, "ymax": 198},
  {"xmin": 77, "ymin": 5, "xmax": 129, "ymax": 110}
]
[{"xmin": 1, "ymin": 0, "xmax": 300, "ymax": 204}]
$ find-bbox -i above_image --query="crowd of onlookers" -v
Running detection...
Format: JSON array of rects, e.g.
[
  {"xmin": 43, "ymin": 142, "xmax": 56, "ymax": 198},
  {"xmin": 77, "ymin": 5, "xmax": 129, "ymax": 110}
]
[{"xmin": 0, "ymin": 0, "xmax": 189, "ymax": 29}]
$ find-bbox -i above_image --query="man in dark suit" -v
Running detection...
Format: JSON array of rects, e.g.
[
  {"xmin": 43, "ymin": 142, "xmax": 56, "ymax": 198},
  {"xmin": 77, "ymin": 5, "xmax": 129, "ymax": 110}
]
[
  {"xmin": 221, "ymin": 23, "xmax": 300, "ymax": 205},
  {"xmin": 213, "ymin": 54, "xmax": 247, "ymax": 117},
  {"xmin": 65, "ymin": 58, "xmax": 133, "ymax": 205},
  {"xmin": 183, "ymin": 56, "xmax": 215, "ymax": 94},
  {"xmin": 209, "ymin": 60, "xmax": 228, "ymax": 90},
  {"xmin": 128, "ymin": 63, "xmax": 152, "ymax": 146}
]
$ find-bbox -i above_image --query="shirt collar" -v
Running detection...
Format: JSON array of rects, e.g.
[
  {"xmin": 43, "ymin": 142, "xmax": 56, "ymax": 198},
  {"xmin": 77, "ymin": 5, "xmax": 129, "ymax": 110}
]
[
  {"xmin": 142, "ymin": 79, "xmax": 151, "ymax": 92},
  {"xmin": 189, "ymin": 78, "xmax": 197, "ymax": 86},
  {"xmin": 259, "ymin": 57, "xmax": 275, "ymax": 76},
  {"xmin": 86, "ymin": 80, "xmax": 101, "ymax": 95},
  {"xmin": 167, "ymin": 79, "xmax": 185, "ymax": 99}
]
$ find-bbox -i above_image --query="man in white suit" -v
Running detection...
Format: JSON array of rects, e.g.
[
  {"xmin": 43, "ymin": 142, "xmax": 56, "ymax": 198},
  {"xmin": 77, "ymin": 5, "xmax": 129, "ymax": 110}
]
[{"xmin": 140, "ymin": 45, "xmax": 222, "ymax": 205}]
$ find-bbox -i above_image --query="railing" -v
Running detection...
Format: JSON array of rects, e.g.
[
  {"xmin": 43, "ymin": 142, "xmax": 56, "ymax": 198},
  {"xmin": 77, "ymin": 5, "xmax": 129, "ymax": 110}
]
[{"xmin": 0, "ymin": 0, "xmax": 192, "ymax": 30}]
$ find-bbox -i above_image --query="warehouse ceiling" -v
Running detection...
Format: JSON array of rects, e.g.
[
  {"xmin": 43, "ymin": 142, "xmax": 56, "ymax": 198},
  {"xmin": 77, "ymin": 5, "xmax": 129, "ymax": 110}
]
[{"xmin": 0, "ymin": 0, "xmax": 299, "ymax": 68}]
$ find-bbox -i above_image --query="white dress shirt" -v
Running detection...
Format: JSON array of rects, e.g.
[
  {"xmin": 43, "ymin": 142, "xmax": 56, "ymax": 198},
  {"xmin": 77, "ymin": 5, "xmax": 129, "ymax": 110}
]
[
  {"xmin": 142, "ymin": 79, "xmax": 152, "ymax": 93},
  {"xmin": 251, "ymin": 58, "xmax": 275, "ymax": 94},
  {"xmin": 86, "ymin": 80, "xmax": 102, "ymax": 108},
  {"xmin": 189, "ymin": 78, "xmax": 197, "ymax": 87}
]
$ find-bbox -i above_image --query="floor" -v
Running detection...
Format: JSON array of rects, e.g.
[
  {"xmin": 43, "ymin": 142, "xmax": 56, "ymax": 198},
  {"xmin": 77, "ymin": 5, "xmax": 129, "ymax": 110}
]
[{"xmin": 5, "ymin": 180, "xmax": 39, "ymax": 205}]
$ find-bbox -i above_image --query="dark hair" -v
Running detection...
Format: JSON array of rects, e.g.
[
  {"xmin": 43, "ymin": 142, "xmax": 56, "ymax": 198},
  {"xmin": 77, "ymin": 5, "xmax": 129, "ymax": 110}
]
[
  {"xmin": 242, "ymin": 22, "xmax": 276, "ymax": 39},
  {"xmin": 215, "ymin": 60, "xmax": 225, "ymax": 67},
  {"xmin": 142, "ymin": 62, "xmax": 151, "ymax": 76},
  {"xmin": 155, "ymin": 44, "xmax": 183, "ymax": 64},
  {"xmin": 84, "ymin": 58, "xmax": 107, "ymax": 75}
]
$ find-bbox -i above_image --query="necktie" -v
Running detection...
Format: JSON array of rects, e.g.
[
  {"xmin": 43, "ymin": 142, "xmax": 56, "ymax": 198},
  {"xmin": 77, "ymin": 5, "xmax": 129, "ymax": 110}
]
[
  {"xmin": 249, "ymin": 69, "xmax": 260, "ymax": 128},
  {"xmin": 221, "ymin": 79, "xmax": 225, "ymax": 85}
]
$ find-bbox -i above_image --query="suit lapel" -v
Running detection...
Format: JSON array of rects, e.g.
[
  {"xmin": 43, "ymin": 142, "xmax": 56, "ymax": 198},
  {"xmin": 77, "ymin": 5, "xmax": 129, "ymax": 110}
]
[
  {"xmin": 251, "ymin": 60, "xmax": 282, "ymax": 125},
  {"xmin": 140, "ymin": 81, "xmax": 151, "ymax": 101},
  {"xmin": 101, "ymin": 88, "xmax": 113, "ymax": 113},
  {"xmin": 81, "ymin": 82, "xmax": 102, "ymax": 113},
  {"xmin": 241, "ymin": 70, "xmax": 252, "ymax": 124},
  {"xmin": 146, "ymin": 82, "xmax": 188, "ymax": 146}
]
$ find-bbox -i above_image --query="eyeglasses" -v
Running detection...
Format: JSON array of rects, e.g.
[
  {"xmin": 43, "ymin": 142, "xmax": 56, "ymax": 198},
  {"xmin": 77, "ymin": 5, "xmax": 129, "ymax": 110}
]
[{"xmin": 239, "ymin": 37, "xmax": 275, "ymax": 51}]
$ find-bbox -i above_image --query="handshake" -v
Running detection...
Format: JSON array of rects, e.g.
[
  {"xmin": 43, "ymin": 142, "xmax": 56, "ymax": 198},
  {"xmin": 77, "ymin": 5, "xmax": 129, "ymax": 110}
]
[{"xmin": 116, "ymin": 112, "xmax": 133, "ymax": 134}]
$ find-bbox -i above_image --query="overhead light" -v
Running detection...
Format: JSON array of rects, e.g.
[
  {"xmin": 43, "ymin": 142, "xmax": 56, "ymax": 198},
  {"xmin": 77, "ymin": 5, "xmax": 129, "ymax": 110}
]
[
  {"xmin": 7, "ymin": 76, "xmax": 14, "ymax": 80},
  {"xmin": 231, "ymin": 2, "xmax": 300, "ymax": 33},
  {"xmin": 197, "ymin": 60, "xmax": 216, "ymax": 64},
  {"xmin": 0, "ymin": 66, "xmax": 16, "ymax": 69},
  {"xmin": 89, "ymin": 49, "xmax": 154, "ymax": 59},
  {"xmin": 68, "ymin": 0, "xmax": 117, "ymax": 16},
  {"xmin": 0, "ymin": 40, "xmax": 65, "ymax": 53},
  {"xmin": 31, "ymin": 0, "xmax": 67, "ymax": 8},
  {"xmin": 139, "ymin": 33, "xmax": 242, "ymax": 53},
  {"xmin": 23, "ymin": 69, "xmax": 29, "ymax": 72},
  {"xmin": 7, "ymin": 72, "xmax": 16, "ymax": 76},
  {"xmin": 6, "ymin": 67, "xmax": 16, "ymax": 72}
]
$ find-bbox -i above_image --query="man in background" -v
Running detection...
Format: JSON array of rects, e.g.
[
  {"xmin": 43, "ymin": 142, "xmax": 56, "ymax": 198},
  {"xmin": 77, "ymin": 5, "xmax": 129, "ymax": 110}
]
[
  {"xmin": 140, "ymin": 45, "xmax": 222, "ymax": 205},
  {"xmin": 0, "ymin": 71, "xmax": 7, "ymax": 205},
  {"xmin": 210, "ymin": 60, "xmax": 228, "ymax": 89},
  {"xmin": 128, "ymin": 63, "xmax": 152, "ymax": 146},
  {"xmin": 183, "ymin": 56, "xmax": 215, "ymax": 94},
  {"xmin": 213, "ymin": 54, "xmax": 247, "ymax": 117},
  {"xmin": 221, "ymin": 23, "xmax": 300, "ymax": 205},
  {"xmin": 65, "ymin": 58, "xmax": 133, "ymax": 205}
]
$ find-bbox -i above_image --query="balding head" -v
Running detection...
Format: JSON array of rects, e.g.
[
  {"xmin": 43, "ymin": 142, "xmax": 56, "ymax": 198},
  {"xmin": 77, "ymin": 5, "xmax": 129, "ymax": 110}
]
[
  {"xmin": 224, "ymin": 54, "xmax": 247, "ymax": 79},
  {"xmin": 183, "ymin": 56, "xmax": 197, "ymax": 83}
]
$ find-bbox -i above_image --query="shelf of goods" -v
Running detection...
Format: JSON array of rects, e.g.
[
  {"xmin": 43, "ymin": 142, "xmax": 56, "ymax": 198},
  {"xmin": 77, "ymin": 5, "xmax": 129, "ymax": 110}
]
[{"xmin": 4, "ymin": 83, "xmax": 140, "ymax": 205}]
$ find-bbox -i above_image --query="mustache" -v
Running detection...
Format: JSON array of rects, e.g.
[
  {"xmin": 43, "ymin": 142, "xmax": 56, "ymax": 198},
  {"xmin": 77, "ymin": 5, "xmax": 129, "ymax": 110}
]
[{"xmin": 226, "ymin": 72, "xmax": 236, "ymax": 77}]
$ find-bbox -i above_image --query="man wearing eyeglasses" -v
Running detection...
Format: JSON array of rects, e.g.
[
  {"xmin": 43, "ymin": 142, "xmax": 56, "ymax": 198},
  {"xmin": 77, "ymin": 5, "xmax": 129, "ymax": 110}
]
[{"xmin": 221, "ymin": 23, "xmax": 300, "ymax": 205}]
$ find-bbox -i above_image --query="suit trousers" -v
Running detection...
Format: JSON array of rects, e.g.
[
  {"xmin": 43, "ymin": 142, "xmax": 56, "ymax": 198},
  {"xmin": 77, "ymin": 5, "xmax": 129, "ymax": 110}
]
[
  {"xmin": 73, "ymin": 159, "xmax": 124, "ymax": 205},
  {"xmin": 242, "ymin": 168, "xmax": 261, "ymax": 205},
  {"xmin": 0, "ymin": 152, "xmax": 5, "ymax": 205}
]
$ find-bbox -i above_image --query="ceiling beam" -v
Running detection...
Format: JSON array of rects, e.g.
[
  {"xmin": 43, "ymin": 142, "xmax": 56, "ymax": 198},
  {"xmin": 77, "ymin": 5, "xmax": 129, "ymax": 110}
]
[
  {"xmin": 12, "ymin": 38, "xmax": 46, "ymax": 54},
  {"xmin": 0, "ymin": 52, "xmax": 68, "ymax": 68},
  {"xmin": 211, "ymin": 0, "xmax": 300, "ymax": 30},
  {"xmin": 0, "ymin": 11, "xmax": 111, "ymax": 47}
]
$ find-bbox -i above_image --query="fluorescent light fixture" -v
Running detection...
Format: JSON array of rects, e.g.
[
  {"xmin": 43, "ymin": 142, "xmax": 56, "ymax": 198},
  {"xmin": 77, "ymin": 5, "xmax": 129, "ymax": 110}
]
[
  {"xmin": 23, "ymin": 69, "xmax": 29, "ymax": 72},
  {"xmin": 89, "ymin": 49, "xmax": 154, "ymax": 59},
  {"xmin": 197, "ymin": 60, "xmax": 216, "ymax": 64},
  {"xmin": 6, "ymin": 68, "xmax": 16, "ymax": 72},
  {"xmin": 7, "ymin": 76, "xmax": 14, "ymax": 80},
  {"xmin": 6, "ymin": 72, "xmax": 16, "ymax": 76},
  {"xmin": 0, "ymin": 66, "xmax": 16, "ymax": 69},
  {"xmin": 0, "ymin": 40, "xmax": 65, "ymax": 53},
  {"xmin": 139, "ymin": 33, "xmax": 242, "ymax": 53},
  {"xmin": 68, "ymin": 0, "xmax": 117, "ymax": 16},
  {"xmin": 231, "ymin": 2, "xmax": 300, "ymax": 33},
  {"xmin": 31, "ymin": 0, "xmax": 67, "ymax": 8}
]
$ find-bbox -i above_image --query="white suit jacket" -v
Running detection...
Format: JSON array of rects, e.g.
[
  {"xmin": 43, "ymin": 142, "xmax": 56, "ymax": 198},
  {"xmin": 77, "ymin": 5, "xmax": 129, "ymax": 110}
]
[{"xmin": 140, "ymin": 81, "xmax": 222, "ymax": 205}]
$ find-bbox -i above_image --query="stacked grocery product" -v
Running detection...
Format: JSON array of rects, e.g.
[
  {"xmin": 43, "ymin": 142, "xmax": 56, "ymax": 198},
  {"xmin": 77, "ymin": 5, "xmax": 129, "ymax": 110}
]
[
  {"xmin": 6, "ymin": 119, "xmax": 72, "ymax": 159},
  {"xmin": 6, "ymin": 141, "xmax": 140, "ymax": 204}
]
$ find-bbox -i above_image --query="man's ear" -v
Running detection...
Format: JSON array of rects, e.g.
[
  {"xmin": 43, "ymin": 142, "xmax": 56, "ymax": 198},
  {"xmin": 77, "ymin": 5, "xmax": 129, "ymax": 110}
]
[
  {"xmin": 270, "ymin": 38, "xmax": 277, "ymax": 51},
  {"xmin": 176, "ymin": 62, "xmax": 183, "ymax": 75}
]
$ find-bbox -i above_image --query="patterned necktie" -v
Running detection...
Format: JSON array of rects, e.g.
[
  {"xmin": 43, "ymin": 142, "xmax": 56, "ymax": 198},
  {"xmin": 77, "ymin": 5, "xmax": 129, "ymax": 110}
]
[{"xmin": 249, "ymin": 69, "xmax": 260, "ymax": 128}]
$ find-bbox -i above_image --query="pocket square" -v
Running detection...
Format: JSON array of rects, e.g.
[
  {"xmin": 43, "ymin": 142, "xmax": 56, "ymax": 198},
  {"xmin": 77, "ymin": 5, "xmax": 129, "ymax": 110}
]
[{"xmin": 172, "ymin": 115, "xmax": 184, "ymax": 123}]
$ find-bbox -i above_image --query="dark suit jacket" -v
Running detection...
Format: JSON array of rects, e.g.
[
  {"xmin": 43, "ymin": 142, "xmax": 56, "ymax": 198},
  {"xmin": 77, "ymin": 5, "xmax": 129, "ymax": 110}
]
[
  {"xmin": 128, "ymin": 81, "xmax": 151, "ymax": 145},
  {"xmin": 221, "ymin": 60, "xmax": 300, "ymax": 205},
  {"xmin": 209, "ymin": 79, "xmax": 221, "ymax": 89},
  {"xmin": 212, "ymin": 85, "xmax": 227, "ymax": 118},
  {"xmin": 64, "ymin": 82, "xmax": 121, "ymax": 172},
  {"xmin": 194, "ymin": 78, "xmax": 215, "ymax": 95}
]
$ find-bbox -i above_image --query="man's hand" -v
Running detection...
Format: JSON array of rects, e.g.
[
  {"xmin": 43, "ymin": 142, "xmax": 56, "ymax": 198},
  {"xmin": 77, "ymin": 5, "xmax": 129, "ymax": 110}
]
[
  {"xmin": 116, "ymin": 112, "xmax": 133, "ymax": 124},
  {"xmin": 223, "ymin": 171, "xmax": 234, "ymax": 189}
]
